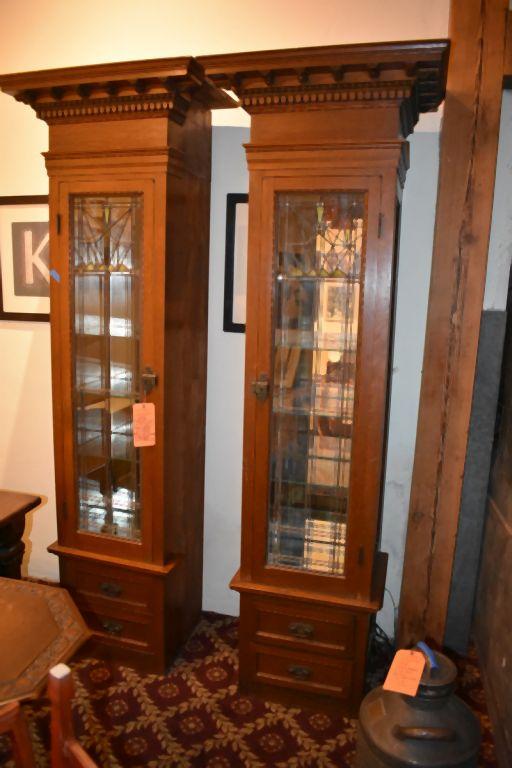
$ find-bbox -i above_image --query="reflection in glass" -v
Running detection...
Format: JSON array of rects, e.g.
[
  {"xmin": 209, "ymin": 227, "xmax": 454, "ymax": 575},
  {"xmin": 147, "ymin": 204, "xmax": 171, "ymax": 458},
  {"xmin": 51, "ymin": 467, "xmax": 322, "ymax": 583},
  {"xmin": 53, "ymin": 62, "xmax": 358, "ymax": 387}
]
[
  {"xmin": 267, "ymin": 192, "xmax": 366, "ymax": 575},
  {"xmin": 72, "ymin": 196, "xmax": 142, "ymax": 540}
]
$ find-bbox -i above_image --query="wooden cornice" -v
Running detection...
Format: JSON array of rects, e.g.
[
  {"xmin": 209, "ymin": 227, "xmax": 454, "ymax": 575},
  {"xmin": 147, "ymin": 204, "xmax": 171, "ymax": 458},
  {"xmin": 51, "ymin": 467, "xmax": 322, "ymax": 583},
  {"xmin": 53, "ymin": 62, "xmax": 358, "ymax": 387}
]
[
  {"xmin": 199, "ymin": 40, "xmax": 449, "ymax": 133},
  {"xmin": 0, "ymin": 56, "xmax": 236, "ymax": 125}
]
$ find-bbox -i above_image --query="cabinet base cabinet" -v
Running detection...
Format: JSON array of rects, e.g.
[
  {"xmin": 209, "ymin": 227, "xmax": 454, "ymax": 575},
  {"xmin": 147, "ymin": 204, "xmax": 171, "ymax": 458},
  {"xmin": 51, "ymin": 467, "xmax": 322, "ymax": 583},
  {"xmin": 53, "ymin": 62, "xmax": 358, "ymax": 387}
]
[
  {"xmin": 50, "ymin": 544, "xmax": 189, "ymax": 673},
  {"xmin": 237, "ymin": 591, "xmax": 373, "ymax": 715}
]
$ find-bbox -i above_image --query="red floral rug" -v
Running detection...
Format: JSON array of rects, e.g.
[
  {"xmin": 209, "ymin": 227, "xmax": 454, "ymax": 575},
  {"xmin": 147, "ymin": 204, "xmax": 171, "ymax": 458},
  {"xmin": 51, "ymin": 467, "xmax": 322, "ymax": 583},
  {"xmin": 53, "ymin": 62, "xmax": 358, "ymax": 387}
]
[{"xmin": 0, "ymin": 613, "xmax": 497, "ymax": 767}]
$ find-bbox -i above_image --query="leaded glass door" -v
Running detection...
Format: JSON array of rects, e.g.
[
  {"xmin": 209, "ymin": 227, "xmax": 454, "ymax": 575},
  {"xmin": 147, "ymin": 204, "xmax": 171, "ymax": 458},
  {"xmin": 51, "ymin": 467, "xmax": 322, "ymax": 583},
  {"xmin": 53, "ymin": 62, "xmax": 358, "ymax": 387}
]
[
  {"xmin": 247, "ymin": 175, "xmax": 384, "ymax": 594},
  {"xmin": 267, "ymin": 191, "xmax": 365, "ymax": 576},
  {"xmin": 72, "ymin": 195, "xmax": 142, "ymax": 541}
]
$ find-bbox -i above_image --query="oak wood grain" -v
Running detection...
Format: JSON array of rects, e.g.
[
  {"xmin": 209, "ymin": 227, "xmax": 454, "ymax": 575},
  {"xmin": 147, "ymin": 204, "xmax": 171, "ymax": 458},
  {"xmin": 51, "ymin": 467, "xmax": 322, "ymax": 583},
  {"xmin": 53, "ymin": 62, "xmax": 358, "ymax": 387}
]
[{"xmin": 398, "ymin": 0, "xmax": 509, "ymax": 646}]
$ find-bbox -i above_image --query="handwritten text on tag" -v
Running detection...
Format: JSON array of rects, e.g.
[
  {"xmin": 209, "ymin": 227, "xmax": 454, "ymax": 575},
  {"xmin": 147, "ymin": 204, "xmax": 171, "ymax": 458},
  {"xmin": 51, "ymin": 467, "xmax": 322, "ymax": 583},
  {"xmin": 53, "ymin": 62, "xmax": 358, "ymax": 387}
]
[
  {"xmin": 133, "ymin": 403, "xmax": 156, "ymax": 447},
  {"xmin": 383, "ymin": 650, "xmax": 425, "ymax": 697}
]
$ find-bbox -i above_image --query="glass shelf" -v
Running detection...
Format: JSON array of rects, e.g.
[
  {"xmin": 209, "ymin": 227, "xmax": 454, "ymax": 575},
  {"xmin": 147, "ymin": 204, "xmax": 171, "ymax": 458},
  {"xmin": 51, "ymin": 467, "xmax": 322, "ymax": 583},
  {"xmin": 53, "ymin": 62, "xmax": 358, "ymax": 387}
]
[
  {"xmin": 73, "ymin": 268, "xmax": 139, "ymax": 276},
  {"xmin": 274, "ymin": 328, "xmax": 357, "ymax": 352},
  {"xmin": 75, "ymin": 316, "xmax": 137, "ymax": 338},
  {"xmin": 71, "ymin": 194, "xmax": 143, "ymax": 542},
  {"xmin": 276, "ymin": 273, "xmax": 360, "ymax": 283},
  {"xmin": 266, "ymin": 190, "xmax": 366, "ymax": 577}
]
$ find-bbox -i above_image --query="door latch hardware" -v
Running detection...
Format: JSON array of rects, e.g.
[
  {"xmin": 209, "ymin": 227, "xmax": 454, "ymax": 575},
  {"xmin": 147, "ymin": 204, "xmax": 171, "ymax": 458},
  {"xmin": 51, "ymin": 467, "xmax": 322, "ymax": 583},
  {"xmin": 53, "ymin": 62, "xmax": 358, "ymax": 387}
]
[
  {"xmin": 142, "ymin": 366, "xmax": 158, "ymax": 394},
  {"xmin": 251, "ymin": 374, "xmax": 269, "ymax": 401}
]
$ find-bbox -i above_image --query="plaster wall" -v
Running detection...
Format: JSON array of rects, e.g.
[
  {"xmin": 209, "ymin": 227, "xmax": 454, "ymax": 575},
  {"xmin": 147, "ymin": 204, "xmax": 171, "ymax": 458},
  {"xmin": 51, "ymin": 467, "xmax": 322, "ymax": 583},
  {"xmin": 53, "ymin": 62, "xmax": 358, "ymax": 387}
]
[
  {"xmin": 483, "ymin": 91, "xmax": 512, "ymax": 312},
  {"xmin": 0, "ymin": 0, "xmax": 450, "ymax": 634}
]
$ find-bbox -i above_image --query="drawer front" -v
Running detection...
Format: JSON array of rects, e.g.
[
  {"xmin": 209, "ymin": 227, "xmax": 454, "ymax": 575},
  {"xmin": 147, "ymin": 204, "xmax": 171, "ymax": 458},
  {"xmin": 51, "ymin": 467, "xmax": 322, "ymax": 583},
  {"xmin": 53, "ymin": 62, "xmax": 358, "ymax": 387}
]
[
  {"xmin": 83, "ymin": 608, "xmax": 152, "ymax": 648},
  {"xmin": 63, "ymin": 560, "xmax": 152, "ymax": 612},
  {"xmin": 254, "ymin": 600, "xmax": 355, "ymax": 656},
  {"xmin": 253, "ymin": 645, "xmax": 352, "ymax": 698}
]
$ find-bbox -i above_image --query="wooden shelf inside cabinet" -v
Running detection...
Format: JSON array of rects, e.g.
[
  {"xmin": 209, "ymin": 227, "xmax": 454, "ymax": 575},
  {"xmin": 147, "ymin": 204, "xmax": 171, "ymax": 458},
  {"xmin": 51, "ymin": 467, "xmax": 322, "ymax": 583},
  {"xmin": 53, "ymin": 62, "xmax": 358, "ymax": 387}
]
[
  {"xmin": 202, "ymin": 40, "xmax": 449, "ymax": 714},
  {"xmin": 0, "ymin": 56, "xmax": 235, "ymax": 673}
]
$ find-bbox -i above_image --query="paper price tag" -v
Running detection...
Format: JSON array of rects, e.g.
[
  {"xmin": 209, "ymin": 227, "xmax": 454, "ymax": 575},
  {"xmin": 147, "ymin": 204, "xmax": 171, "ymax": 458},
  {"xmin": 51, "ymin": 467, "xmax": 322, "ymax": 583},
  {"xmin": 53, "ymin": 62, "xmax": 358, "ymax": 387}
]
[
  {"xmin": 382, "ymin": 650, "xmax": 425, "ymax": 697},
  {"xmin": 133, "ymin": 403, "xmax": 156, "ymax": 447}
]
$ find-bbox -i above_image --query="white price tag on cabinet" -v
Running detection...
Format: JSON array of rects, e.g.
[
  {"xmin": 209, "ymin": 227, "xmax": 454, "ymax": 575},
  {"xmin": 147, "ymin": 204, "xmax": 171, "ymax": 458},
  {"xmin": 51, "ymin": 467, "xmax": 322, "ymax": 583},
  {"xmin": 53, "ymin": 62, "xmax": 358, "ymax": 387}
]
[{"xmin": 133, "ymin": 403, "xmax": 155, "ymax": 447}]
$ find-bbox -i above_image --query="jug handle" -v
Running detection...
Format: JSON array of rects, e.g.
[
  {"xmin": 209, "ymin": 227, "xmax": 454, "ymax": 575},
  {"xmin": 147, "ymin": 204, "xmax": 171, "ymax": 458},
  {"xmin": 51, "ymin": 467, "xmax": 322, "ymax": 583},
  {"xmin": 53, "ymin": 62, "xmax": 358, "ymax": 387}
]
[
  {"xmin": 416, "ymin": 641, "xmax": 439, "ymax": 670},
  {"xmin": 392, "ymin": 726, "xmax": 456, "ymax": 742}
]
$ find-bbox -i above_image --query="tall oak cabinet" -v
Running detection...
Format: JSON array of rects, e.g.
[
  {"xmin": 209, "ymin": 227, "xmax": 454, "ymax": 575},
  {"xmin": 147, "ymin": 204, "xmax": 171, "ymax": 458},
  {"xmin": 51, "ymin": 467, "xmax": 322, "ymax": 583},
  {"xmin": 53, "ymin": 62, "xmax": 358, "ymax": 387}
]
[
  {"xmin": 0, "ymin": 58, "xmax": 233, "ymax": 672},
  {"xmin": 202, "ymin": 41, "xmax": 448, "ymax": 712}
]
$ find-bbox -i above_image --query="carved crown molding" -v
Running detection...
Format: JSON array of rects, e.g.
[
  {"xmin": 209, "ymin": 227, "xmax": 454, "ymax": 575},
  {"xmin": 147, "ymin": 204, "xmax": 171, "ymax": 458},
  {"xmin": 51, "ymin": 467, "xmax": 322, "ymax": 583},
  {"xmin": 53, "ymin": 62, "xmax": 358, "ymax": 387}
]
[
  {"xmin": 199, "ymin": 40, "xmax": 449, "ymax": 133},
  {"xmin": 0, "ymin": 56, "xmax": 235, "ymax": 126}
]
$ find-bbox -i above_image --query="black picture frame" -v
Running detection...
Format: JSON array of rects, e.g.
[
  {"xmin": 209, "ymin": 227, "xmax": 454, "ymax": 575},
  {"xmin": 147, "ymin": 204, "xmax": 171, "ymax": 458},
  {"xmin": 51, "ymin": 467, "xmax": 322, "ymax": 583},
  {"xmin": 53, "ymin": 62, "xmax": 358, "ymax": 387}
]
[
  {"xmin": 223, "ymin": 193, "xmax": 248, "ymax": 333},
  {"xmin": 0, "ymin": 195, "xmax": 50, "ymax": 322}
]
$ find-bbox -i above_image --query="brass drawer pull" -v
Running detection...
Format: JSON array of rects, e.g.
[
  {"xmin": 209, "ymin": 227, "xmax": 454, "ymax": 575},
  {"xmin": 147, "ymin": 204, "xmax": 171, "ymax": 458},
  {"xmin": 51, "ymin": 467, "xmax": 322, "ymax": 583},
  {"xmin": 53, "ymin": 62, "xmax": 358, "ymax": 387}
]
[
  {"xmin": 101, "ymin": 619, "xmax": 123, "ymax": 635},
  {"xmin": 288, "ymin": 621, "xmax": 314, "ymax": 640},
  {"xmin": 100, "ymin": 582, "xmax": 122, "ymax": 598},
  {"xmin": 287, "ymin": 664, "xmax": 312, "ymax": 680}
]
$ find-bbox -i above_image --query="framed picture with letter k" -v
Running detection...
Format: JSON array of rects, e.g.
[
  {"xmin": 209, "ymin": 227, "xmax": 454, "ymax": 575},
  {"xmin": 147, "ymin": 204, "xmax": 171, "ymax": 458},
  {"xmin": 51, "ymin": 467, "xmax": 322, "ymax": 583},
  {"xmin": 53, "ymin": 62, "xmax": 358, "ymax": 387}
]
[{"xmin": 0, "ymin": 195, "xmax": 49, "ymax": 321}]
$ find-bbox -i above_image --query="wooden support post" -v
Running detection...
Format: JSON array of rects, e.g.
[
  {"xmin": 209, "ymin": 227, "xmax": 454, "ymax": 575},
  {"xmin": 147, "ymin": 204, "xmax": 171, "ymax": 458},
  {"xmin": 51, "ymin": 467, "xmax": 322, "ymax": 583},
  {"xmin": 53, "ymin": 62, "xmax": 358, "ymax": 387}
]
[
  {"xmin": 398, "ymin": 0, "xmax": 509, "ymax": 646},
  {"xmin": 49, "ymin": 664, "xmax": 97, "ymax": 768}
]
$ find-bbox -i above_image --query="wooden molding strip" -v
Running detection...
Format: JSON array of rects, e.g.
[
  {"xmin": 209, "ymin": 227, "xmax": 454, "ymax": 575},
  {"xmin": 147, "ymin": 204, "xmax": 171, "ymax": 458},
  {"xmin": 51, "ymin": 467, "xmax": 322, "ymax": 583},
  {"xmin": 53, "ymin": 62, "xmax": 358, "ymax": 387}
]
[
  {"xmin": 398, "ymin": 0, "xmax": 509, "ymax": 646},
  {"xmin": 503, "ymin": 9, "xmax": 512, "ymax": 85}
]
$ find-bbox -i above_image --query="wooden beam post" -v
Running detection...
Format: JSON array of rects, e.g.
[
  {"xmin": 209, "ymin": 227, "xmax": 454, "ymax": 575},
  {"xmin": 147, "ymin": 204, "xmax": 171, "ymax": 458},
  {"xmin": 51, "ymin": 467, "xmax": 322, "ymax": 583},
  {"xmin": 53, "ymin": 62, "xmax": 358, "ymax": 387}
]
[{"xmin": 398, "ymin": 0, "xmax": 509, "ymax": 646}]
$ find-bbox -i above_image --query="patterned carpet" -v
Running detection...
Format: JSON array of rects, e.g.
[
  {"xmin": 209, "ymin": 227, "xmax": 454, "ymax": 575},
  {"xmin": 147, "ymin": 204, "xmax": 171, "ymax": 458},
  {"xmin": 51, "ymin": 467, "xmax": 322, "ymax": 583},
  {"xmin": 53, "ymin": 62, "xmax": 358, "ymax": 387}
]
[{"xmin": 0, "ymin": 612, "xmax": 497, "ymax": 767}]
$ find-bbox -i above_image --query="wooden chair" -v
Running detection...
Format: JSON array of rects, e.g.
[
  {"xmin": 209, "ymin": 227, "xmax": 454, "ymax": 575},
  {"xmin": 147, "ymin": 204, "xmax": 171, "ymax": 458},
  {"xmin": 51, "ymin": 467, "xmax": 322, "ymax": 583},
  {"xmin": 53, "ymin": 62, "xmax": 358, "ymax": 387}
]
[
  {"xmin": 0, "ymin": 701, "xmax": 35, "ymax": 768},
  {"xmin": 48, "ymin": 664, "xmax": 98, "ymax": 768},
  {"xmin": 0, "ymin": 665, "xmax": 98, "ymax": 768}
]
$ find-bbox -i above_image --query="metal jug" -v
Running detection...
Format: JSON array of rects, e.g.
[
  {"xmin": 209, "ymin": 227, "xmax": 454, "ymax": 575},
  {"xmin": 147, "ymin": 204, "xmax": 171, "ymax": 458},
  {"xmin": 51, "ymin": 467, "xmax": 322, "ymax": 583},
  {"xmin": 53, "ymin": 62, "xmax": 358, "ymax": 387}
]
[{"xmin": 356, "ymin": 650, "xmax": 481, "ymax": 767}]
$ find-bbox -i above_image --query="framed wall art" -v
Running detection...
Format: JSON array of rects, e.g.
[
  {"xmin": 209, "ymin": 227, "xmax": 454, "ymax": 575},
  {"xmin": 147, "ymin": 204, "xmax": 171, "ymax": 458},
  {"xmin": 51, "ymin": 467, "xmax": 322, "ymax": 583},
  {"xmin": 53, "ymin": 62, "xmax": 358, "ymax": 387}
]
[
  {"xmin": 223, "ymin": 193, "xmax": 248, "ymax": 333},
  {"xmin": 0, "ymin": 195, "xmax": 50, "ymax": 321}
]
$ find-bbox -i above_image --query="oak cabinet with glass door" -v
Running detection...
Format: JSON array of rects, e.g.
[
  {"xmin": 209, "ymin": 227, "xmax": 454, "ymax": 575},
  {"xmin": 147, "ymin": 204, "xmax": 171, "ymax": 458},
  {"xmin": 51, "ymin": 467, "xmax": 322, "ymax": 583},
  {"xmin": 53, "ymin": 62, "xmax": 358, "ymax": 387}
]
[
  {"xmin": 0, "ymin": 58, "xmax": 234, "ymax": 672},
  {"xmin": 201, "ymin": 40, "xmax": 448, "ymax": 712}
]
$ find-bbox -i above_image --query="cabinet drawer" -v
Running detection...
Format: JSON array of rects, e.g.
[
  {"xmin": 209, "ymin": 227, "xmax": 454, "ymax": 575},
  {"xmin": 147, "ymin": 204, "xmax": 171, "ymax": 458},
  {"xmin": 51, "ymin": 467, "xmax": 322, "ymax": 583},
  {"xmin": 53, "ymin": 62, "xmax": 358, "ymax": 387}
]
[
  {"xmin": 253, "ymin": 645, "xmax": 352, "ymax": 698},
  {"xmin": 63, "ymin": 561, "xmax": 151, "ymax": 611},
  {"xmin": 254, "ymin": 601, "xmax": 355, "ymax": 656},
  {"xmin": 83, "ymin": 608, "xmax": 152, "ymax": 648}
]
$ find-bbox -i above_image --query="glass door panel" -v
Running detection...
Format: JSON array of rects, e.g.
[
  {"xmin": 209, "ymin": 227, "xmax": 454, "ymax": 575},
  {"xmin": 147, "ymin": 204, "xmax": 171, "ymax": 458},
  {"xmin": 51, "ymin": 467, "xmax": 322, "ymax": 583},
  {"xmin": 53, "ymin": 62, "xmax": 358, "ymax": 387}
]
[
  {"xmin": 267, "ymin": 191, "xmax": 366, "ymax": 576},
  {"xmin": 72, "ymin": 195, "xmax": 142, "ymax": 541}
]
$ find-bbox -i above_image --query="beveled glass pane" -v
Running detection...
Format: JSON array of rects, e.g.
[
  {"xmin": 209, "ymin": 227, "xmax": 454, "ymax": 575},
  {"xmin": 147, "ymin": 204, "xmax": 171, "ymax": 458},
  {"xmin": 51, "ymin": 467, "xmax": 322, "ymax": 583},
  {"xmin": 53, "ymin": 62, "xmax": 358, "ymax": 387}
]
[
  {"xmin": 72, "ymin": 195, "xmax": 142, "ymax": 541},
  {"xmin": 267, "ymin": 191, "xmax": 365, "ymax": 575}
]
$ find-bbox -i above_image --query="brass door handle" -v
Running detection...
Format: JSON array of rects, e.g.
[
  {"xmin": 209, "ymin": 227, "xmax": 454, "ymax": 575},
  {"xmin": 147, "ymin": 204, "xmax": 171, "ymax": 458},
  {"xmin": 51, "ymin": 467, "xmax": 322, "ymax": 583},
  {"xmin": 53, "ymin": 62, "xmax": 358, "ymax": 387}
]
[{"xmin": 251, "ymin": 374, "xmax": 269, "ymax": 401}]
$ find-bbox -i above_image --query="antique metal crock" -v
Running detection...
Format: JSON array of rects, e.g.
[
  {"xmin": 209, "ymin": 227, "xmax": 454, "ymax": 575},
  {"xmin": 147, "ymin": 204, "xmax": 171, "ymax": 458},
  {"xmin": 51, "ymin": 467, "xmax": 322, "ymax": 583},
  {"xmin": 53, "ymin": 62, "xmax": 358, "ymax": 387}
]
[{"xmin": 356, "ymin": 651, "xmax": 481, "ymax": 767}]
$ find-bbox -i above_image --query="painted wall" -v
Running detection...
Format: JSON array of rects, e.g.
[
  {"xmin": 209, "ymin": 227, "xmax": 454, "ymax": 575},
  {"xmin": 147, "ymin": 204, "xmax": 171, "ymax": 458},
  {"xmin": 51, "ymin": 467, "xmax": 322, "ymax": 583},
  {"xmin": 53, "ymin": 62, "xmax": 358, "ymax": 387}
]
[
  {"xmin": 0, "ymin": 0, "xmax": 450, "ymax": 633},
  {"xmin": 483, "ymin": 91, "xmax": 512, "ymax": 312}
]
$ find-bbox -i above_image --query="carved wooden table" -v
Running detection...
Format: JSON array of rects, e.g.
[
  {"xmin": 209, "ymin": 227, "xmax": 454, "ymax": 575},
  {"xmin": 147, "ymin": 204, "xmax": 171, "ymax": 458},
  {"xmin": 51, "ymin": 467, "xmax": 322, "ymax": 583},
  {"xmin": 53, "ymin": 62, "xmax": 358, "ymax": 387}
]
[
  {"xmin": 0, "ymin": 491, "xmax": 42, "ymax": 578},
  {"xmin": 0, "ymin": 578, "xmax": 90, "ymax": 704}
]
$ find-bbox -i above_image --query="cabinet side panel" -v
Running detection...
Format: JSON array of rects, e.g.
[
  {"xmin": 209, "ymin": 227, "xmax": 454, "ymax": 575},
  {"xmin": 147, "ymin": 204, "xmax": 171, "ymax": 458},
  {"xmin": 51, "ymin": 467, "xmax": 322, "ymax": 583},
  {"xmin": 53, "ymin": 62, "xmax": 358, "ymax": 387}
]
[{"xmin": 164, "ymin": 106, "xmax": 212, "ymax": 637}]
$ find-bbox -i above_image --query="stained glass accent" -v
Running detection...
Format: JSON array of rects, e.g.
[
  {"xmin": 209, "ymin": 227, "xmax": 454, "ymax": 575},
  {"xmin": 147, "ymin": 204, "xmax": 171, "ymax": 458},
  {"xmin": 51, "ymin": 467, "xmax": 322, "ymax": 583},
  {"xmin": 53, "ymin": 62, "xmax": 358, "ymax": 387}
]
[
  {"xmin": 267, "ymin": 192, "xmax": 366, "ymax": 575},
  {"xmin": 72, "ymin": 195, "xmax": 142, "ymax": 541}
]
